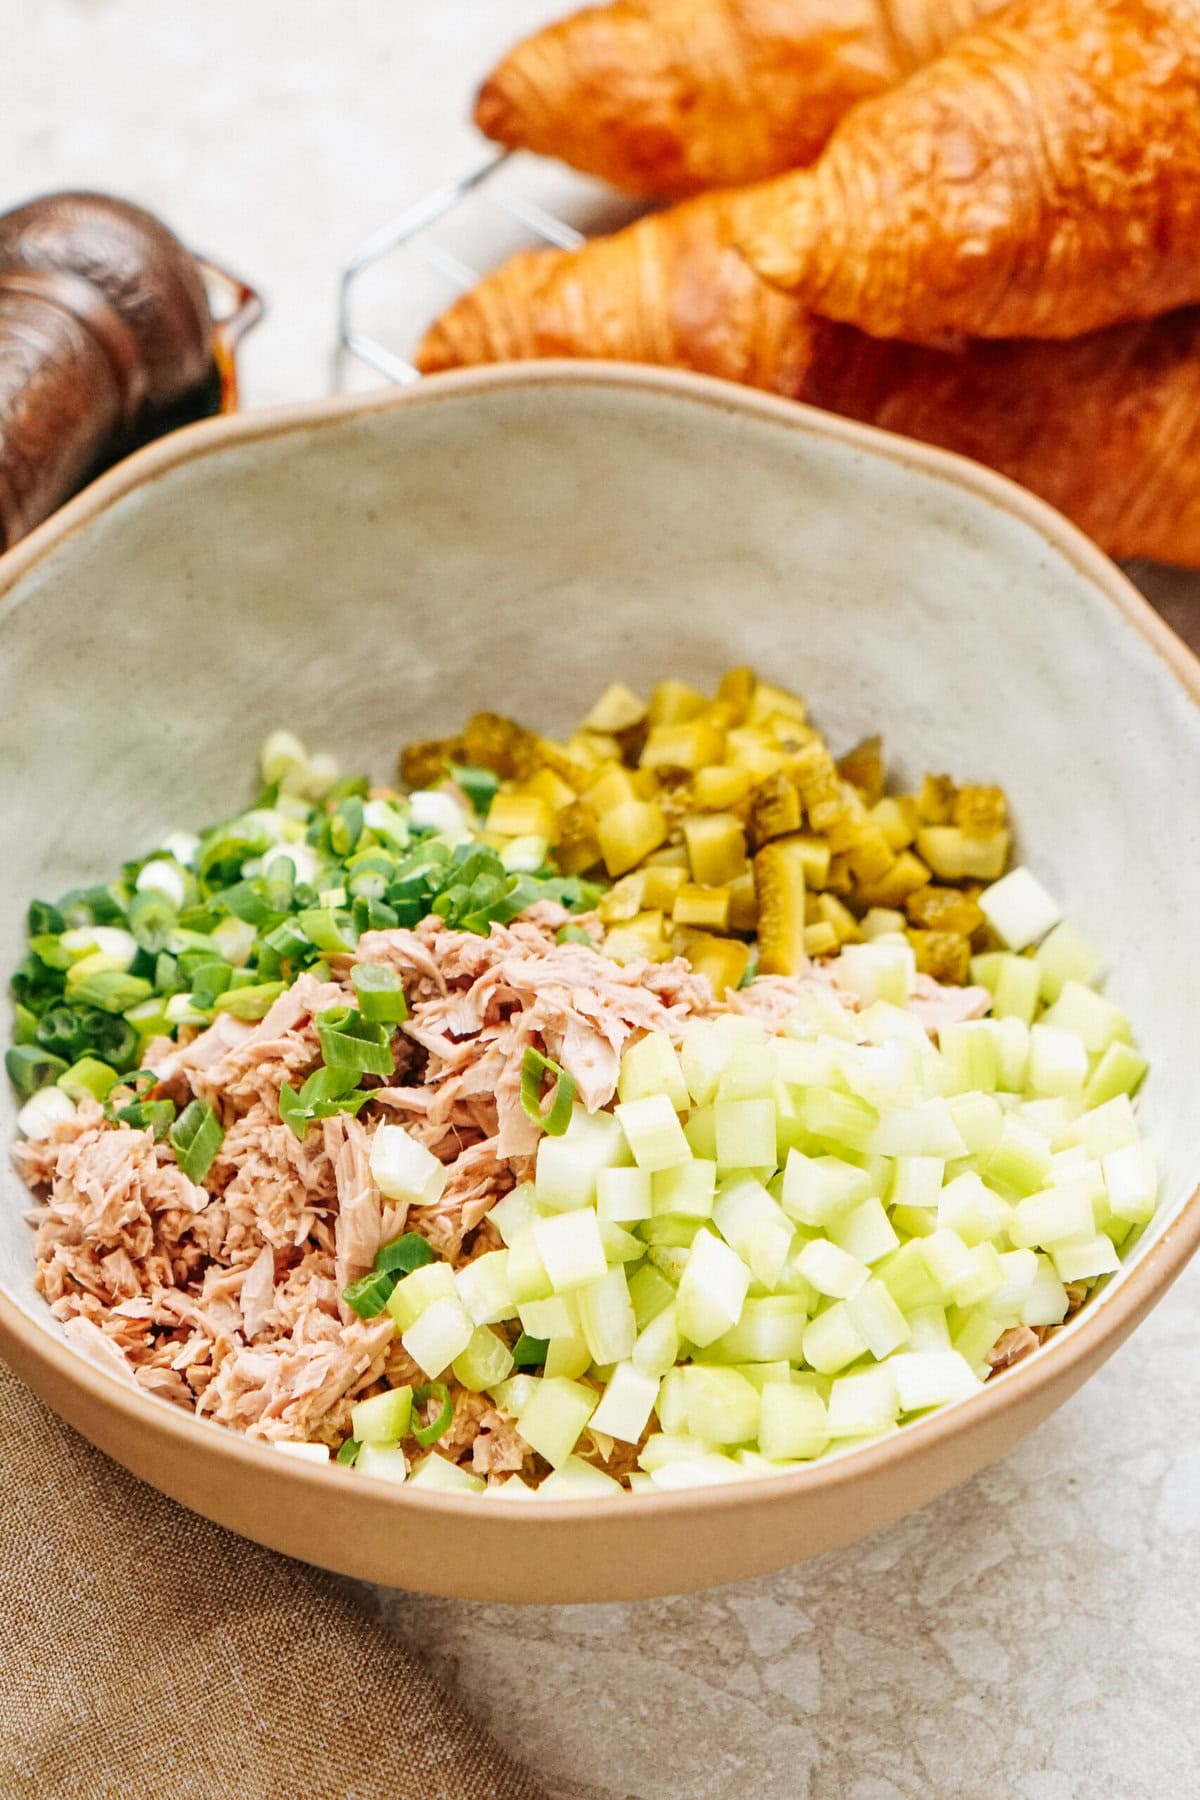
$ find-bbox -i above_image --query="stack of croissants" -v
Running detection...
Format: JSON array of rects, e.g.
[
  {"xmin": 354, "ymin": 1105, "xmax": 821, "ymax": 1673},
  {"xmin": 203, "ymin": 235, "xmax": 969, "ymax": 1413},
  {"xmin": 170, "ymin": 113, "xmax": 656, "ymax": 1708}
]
[{"xmin": 417, "ymin": 0, "xmax": 1200, "ymax": 567}]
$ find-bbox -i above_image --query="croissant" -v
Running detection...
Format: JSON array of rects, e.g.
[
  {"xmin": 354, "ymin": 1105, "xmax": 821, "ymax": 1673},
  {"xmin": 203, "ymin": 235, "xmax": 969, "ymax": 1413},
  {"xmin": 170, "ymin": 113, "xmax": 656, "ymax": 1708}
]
[
  {"xmin": 416, "ymin": 205, "xmax": 1200, "ymax": 567},
  {"xmin": 736, "ymin": 0, "xmax": 1200, "ymax": 342},
  {"xmin": 475, "ymin": 0, "xmax": 1000, "ymax": 198}
]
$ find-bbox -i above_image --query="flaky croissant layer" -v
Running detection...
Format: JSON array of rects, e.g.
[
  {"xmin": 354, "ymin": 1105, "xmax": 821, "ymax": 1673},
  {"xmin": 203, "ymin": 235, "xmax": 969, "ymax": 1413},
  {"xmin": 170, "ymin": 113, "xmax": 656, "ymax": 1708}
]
[
  {"xmin": 416, "ymin": 202, "xmax": 1200, "ymax": 567},
  {"xmin": 734, "ymin": 0, "xmax": 1200, "ymax": 341},
  {"xmin": 475, "ymin": 0, "xmax": 1002, "ymax": 198}
]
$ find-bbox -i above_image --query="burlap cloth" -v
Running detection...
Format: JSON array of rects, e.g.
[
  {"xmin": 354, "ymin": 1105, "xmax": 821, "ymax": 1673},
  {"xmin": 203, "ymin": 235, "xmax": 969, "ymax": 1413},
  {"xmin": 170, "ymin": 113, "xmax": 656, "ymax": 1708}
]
[{"xmin": 0, "ymin": 1359, "xmax": 547, "ymax": 1800}]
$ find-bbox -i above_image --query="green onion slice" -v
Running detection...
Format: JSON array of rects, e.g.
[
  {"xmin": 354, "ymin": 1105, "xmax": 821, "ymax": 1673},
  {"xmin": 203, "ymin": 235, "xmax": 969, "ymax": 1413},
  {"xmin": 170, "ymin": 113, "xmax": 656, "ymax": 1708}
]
[
  {"xmin": 66, "ymin": 970, "xmax": 153, "ymax": 1015},
  {"xmin": 511, "ymin": 1333, "xmax": 550, "ymax": 1368},
  {"xmin": 412, "ymin": 1383, "xmax": 454, "ymax": 1448},
  {"xmin": 58, "ymin": 1057, "xmax": 119, "ymax": 1102},
  {"xmin": 556, "ymin": 923, "xmax": 594, "ymax": 948},
  {"xmin": 316, "ymin": 1007, "xmax": 394, "ymax": 1078},
  {"xmin": 279, "ymin": 1066, "xmax": 371, "ymax": 1140},
  {"xmin": 373, "ymin": 1232, "xmax": 435, "ymax": 1276},
  {"xmin": 169, "ymin": 1100, "xmax": 224, "ymax": 1184},
  {"xmin": 448, "ymin": 763, "xmax": 501, "ymax": 817},
  {"xmin": 5, "ymin": 1044, "xmax": 69, "ymax": 1098},
  {"xmin": 341, "ymin": 1269, "xmax": 398, "ymax": 1319},
  {"xmin": 520, "ymin": 1047, "xmax": 576, "ymax": 1137},
  {"xmin": 350, "ymin": 963, "xmax": 409, "ymax": 1024},
  {"xmin": 335, "ymin": 1437, "xmax": 361, "ymax": 1467}
]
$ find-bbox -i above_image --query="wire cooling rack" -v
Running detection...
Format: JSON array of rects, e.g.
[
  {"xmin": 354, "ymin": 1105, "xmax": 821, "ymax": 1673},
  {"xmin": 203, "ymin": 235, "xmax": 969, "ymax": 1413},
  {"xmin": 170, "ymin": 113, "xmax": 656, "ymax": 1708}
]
[{"xmin": 334, "ymin": 151, "xmax": 639, "ymax": 389}]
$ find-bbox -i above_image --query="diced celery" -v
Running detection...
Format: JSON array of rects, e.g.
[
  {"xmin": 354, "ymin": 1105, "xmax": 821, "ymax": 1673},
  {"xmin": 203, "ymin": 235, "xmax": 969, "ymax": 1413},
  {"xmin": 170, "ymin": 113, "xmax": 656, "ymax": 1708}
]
[
  {"xmin": 954, "ymin": 1241, "xmax": 1007, "ymax": 1307},
  {"xmin": 684, "ymin": 1103, "xmax": 718, "ymax": 1160},
  {"xmin": 1072, "ymin": 1096, "xmax": 1139, "ymax": 1158},
  {"xmin": 804, "ymin": 1088, "xmax": 880, "ymax": 1153},
  {"xmin": 714, "ymin": 1098, "xmax": 778, "ymax": 1170},
  {"xmin": 681, "ymin": 1366, "xmax": 760, "ymax": 1446},
  {"xmin": 537, "ymin": 1458, "xmax": 624, "ymax": 1498},
  {"xmin": 1020, "ymin": 1255, "xmax": 1070, "ymax": 1327},
  {"xmin": 533, "ymin": 1210, "xmax": 608, "ymax": 1293},
  {"xmin": 784, "ymin": 988, "xmax": 860, "ymax": 1043},
  {"xmin": 1084, "ymin": 1042, "xmax": 1148, "ymax": 1107},
  {"xmin": 455, "ymin": 1250, "xmax": 517, "ymax": 1326},
  {"xmin": 868, "ymin": 1099, "xmax": 967, "ymax": 1159},
  {"xmin": 351, "ymin": 1385, "xmax": 413, "ymax": 1445},
  {"xmin": 638, "ymin": 1432, "xmax": 715, "ymax": 1472},
  {"xmin": 774, "ymin": 1036, "xmax": 840, "ymax": 1089},
  {"xmin": 652, "ymin": 1159, "xmax": 716, "ymax": 1219},
  {"xmin": 781, "ymin": 1151, "xmax": 872, "ymax": 1228},
  {"xmin": 826, "ymin": 1366, "xmax": 899, "ymax": 1437},
  {"xmin": 488, "ymin": 1373, "xmax": 539, "ymax": 1417},
  {"xmin": 274, "ymin": 1441, "xmax": 330, "ymax": 1463},
  {"xmin": 757, "ymin": 1383, "xmax": 829, "ymax": 1460},
  {"xmin": 905, "ymin": 1304, "xmax": 951, "ymax": 1352},
  {"xmin": 638, "ymin": 1214, "xmax": 702, "ymax": 1249},
  {"xmin": 618, "ymin": 1032, "xmax": 689, "ymax": 1111},
  {"xmin": 937, "ymin": 1172, "xmax": 1011, "ymax": 1247},
  {"xmin": 990, "ymin": 955, "xmax": 1041, "ymax": 1025},
  {"xmin": 679, "ymin": 1023, "xmax": 729, "ymax": 1107},
  {"xmin": 1027, "ymin": 1024, "xmax": 1088, "ymax": 1098},
  {"xmin": 518, "ymin": 1295, "xmax": 576, "ymax": 1339},
  {"xmin": 947, "ymin": 1092, "xmax": 1004, "ymax": 1157},
  {"xmin": 875, "ymin": 1240, "xmax": 942, "ymax": 1311},
  {"xmin": 918, "ymin": 1229, "xmax": 981, "ymax": 1305},
  {"xmin": 1009, "ymin": 1177, "xmax": 1098, "ymax": 1250},
  {"xmin": 795, "ymin": 1239, "xmax": 869, "ymax": 1300},
  {"xmin": 597, "ymin": 1166, "xmax": 653, "ymax": 1223},
  {"xmin": 647, "ymin": 1454, "xmax": 747, "ymax": 1489},
  {"xmin": 1102, "ymin": 1142, "xmax": 1158, "ymax": 1224},
  {"xmin": 702, "ymin": 1295, "xmax": 810, "ymax": 1364},
  {"xmin": 506, "ymin": 1220, "xmax": 559, "ymax": 1305},
  {"xmin": 676, "ymin": 1229, "xmax": 752, "ymax": 1347},
  {"xmin": 978, "ymin": 867, "xmax": 1061, "ymax": 950},
  {"xmin": 632, "ymin": 1302, "xmax": 681, "ymax": 1377},
  {"xmin": 829, "ymin": 1197, "xmax": 899, "ymax": 1265},
  {"xmin": 837, "ymin": 941, "xmax": 914, "ymax": 1007},
  {"xmin": 536, "ymin": 1106, "xmax": 630, "ymax": 1210},
  {"xmin": 370, "ymin": 1124, "xmax": 448, "ymax": 1208},
  {"xmin": 482, "ymin": 1475, "xmax": 538, "ymax": 1500},
  {"xmin": 402, "ymin": 1296, "xmax": 474, "ymax": 1379},
  {"xmin": 356, "ymin": 1445, "xmax": 409, "ymax": 1485},
  {"xmin": 890, "ymin": 1204, "xmax": 938, "ymax": 1239},
  {"xmin": 1042, "ymin": 982, "xmax": 1131, "ymax": 1055},
  {"xmin": 588, "ymin": 1362, "xmax": 660, "ymax": 1444},
  {"xmin": 992, "ymin": 1018, "xmax": 1031, "ymax": 1093},
  {"xmin": 488, "ymin": 1182, "xmax": 540, "ymax": 1247},
  {"xmin": 984, "ymin": 1116, "xmax": 1052, "ymax": 1197},
  {"xmin": 889, "ymin": 1156, "xmax": 945, "ymax": 1211},
  {"xmin": 598, "ymin": 1221, "xmax": 644, "ymax": 1263},
  {"xmin": 1050, "ymin": 1234, "xmax": 1120, "ymax": 1282},
  {"xmin": 576, "ymin": 1264, "xmax": 638, "ymax": 1365},
  {"xmin": 517, "ymin": 1377, "xmax": 598, "ymax": 1469},
  {"xmin": 951, "ymin": 1309, "xmax": 1010, "ymax": 1374},
  {"xmin": 727, "ymin": 1360, "xmax": 793, "ymax": 1392},
  {"xmin": 991, "ymin": 1248, "xmax": 1040, "ymax": 1312},
  {"xmin": 647, "ymin": 1244, "xmax": 690, "ymax": 1284},
  {"xmin": 803, "ymin": 1301, "xmax": 868, "ymax": 1375},
  {"xmin": 846, "ymin": 1278, "xmax": 910, "ymax": 1358},
  {"xmin": 616, "ymin": 1094, "xmax": 692, "ymax": 1172},
  {"xmin": 889, "ymin": 1349, "xmax": 982, "ymax": 1412},
  {"xmin": 408, "ymin": 1453, "xmax": 486, "ymax": 1494},
  {"xmin": 627, "ymin": 1261, "xmax": 676, "ymax": 1328},
  {"xmin": 1036, "ymin": 920, "xmax": 1105, "ymax": 1002},
  {"xmin": 544, "ymin": 1329, "xmax": 592, "ymax": 1380},
  {"xmin": 968, "ymin": 951, "xmax": 1005, "ymax": 992},
  {"xmin": 1018, "ymin": 1096, "xmax": 1083, "ymax": 1148},
  {"xmin": 385, "ymin": 1261, "xmax": 457, "ymax": 1331},
  {"xmin": 712, "ymin": 1176, "xmax": 794, "ymax": 1288}
]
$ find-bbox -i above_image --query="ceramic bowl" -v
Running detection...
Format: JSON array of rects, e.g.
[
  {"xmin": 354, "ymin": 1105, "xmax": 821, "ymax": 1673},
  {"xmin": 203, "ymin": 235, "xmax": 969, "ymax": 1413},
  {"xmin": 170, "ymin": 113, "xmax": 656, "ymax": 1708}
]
[{"xmin": 2, "ymin": 365, "xmax": 1198, "ymax": 1604}]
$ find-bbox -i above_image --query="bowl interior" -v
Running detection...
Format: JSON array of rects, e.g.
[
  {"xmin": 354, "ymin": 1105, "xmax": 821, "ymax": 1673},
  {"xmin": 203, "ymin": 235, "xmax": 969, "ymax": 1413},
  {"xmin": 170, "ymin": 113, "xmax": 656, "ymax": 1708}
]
[{"xmin": 2, "ymin": 368, "xmax": 1198, "ymax": 1363}]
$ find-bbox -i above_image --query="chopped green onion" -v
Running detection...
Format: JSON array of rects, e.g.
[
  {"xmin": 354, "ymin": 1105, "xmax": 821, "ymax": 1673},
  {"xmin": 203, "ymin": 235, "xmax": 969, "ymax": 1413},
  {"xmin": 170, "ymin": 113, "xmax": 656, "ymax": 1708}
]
[
  {"xmin": 190, "ymin": 960, "xmax": 234, "ymax": 1009},
  {"xmin": 330, "ymin": 797, "xmax": 364, "ymax": 858},
  {"xmin": 449, "ymin": 763, "xmax": 501, "ymax": 817},
  {"xmin": 520, "ymin": 1047, "xmax": 577, "ymax": 1137},
  {"xmin": 341, "ymin": 1269, "xmax": 399, "ymax": 1319},
  {"xmin": 316, "ymin": 1007, "xmax": 394, "ymax": 1078},
  {"xmin": 411, "ymin": 1382, "xmax": 455, "ymax": 1448},
  {"xmin": 6, "ymin": 1044, "xmax": 69, "ymax": 1097},
  {"xmin": 297, "ymin": 907, "xmax": 359, "ymax": 955},
  {"xmin": 127, "ymin": 890, "xmax": 178, "ymax": 954},
  {"xmin": 335, "ymin": 1437, "xmax": 361, "ymax": 1467},
  {"xmin": 13, "ymin": 1003, "xmax": 39, "ymax": 1046},
  {"xmin": 263, "ymin": 855, "xmax": 295, "ymax": 913},
  {"xmin": 27, "ymin": 899, "xmax": 66, "ymax": 938},
  {"xmin": 213, "ymin": 982, "xmax": 285, "ymax": 1022},
  {"xmin": 373, "ymin": 1232, "xmax": 436, "ymax": 1276},
  {"xmin": 350, "ymin": 962, "xmax": 409, "ymax": 1024},
  {"xmin": 556, "ymin": 923, "xmax": 593, "ymax": 948},
  {"xmin": 169, "ymin": 1100, "xmax": 224, "ymax": 1184},
  {"xmin": 279, "ymin": 1066, "xmax": 371, "ymax": 1140},
  {"xmin": 113, "ymin": 1097, "xmax": 177, "ymax": 1139},
  {"xmin": 66, "ymin": 969, "xmax": 153, "ymax": 1014},
  {"xmin": 511, "ymin": 1333, "xmax": 550, "ymax": 1368},
  {"xmin": 57, "ymin": 885, "xmax": 125, "ymax": 928},
  {"xmin": 58, "ymin": 1057, "xmax": 119, "ymax": 1102}
]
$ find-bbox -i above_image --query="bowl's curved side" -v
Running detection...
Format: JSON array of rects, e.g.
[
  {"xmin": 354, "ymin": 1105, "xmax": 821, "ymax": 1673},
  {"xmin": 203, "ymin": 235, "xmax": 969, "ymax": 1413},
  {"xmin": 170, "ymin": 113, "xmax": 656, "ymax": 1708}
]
[{"xmin": 2, "ymin": 362, "xmax": 1199, "ymax": 1601}]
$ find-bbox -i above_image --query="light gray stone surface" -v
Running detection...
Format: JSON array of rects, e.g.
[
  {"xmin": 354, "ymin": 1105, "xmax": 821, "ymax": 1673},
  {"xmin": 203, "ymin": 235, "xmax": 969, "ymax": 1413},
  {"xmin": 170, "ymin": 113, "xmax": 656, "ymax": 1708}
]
[{"xmin": 2, "ymin": 6, "xmax": 1198, "ymax": 1796}]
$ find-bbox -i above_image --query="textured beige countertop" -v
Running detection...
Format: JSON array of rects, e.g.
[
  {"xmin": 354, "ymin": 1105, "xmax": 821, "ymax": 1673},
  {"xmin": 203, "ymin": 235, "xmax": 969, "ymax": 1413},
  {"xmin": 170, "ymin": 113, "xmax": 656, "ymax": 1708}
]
[{"xmin": 2, "ymin": 6, "xmax": 1198, "ymax": 1797}]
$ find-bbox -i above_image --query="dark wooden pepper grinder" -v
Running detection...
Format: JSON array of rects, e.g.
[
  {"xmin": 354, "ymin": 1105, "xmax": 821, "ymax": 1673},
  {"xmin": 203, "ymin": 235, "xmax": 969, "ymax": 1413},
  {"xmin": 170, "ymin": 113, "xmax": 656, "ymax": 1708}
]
[{"xmin": 0, "ymin": 191, "xmax": 260, "ymax": 554}]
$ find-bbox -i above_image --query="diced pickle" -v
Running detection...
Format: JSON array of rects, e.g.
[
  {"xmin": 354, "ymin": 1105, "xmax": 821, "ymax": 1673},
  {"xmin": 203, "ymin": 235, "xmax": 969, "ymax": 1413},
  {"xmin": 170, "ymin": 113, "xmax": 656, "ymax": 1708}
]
[
  {"xmin": 684, "ymin": 934, "xmax": 752, "ymax": 995},
  {"xmin": 648, "ymin": 680, "xmax": 707, "ymax": 726},
  {"xmin": 641, "ymin": 722, "xmax": 726, "ymax": 773},
  {"xmin": 400, "ymin": 737, "xmax": 463, "ymax": 789},
  {"xmin": 870, "ymin": 796, "xmax": 917, "ymax": 850},
  {"xmin": 584, "ymin": 682, "xmax": 648, "ymax": 734},
  {"xmin": 587, "ymin": 764, "xmax": 642, "ymax": 816},
  {"xmin": 597, "ymin": 801, "xmax": 668, "ymax": 878},
  {"xmin": 816, "ymin": 894, "xmax": 864, "ymax": 945},
  {"xmin": 837, "ymin": 735, "xmax": 885, "ymax": 805},
  {"xmin": 683, "ymin": 814, "xmax": 748, "ymax": 887},
  {"xmin": 727, "ymin": 869, "xmax": 759, "ymax": 933},
  {"xmin": 916, "ymin": 827, "xmax": 1010, "ymax": 883},
  {"xmin": 804, "ymin": 922, "xmax": 840, "ymax": 957},
  {"xmin": 906, "ymin": 885, "xmax": 985, "ymax": 936},
  {"xmin": 463, "ymin": 712, "xmax": 539, "ymax": 779},
  {"xmin": 755, "ymin": 838, "xmax": 809, "ymax": 976},
  {"xmin": 907, "ymin": 929, "xmax": 971, "ymax": 984},
  {"xmin": 692, "ymin": 764, "xmax": 753, "ymax": 810},
  {"xmin": 641, "ymin": 865, "xmax": 690, "ymax": 910},
  {"xmin": 954, "ymin": 784, "xmax": 1009, "ymax": 839},
  {"xmin": 555, "ymin": 801, "xmax": 602, "ymax": 876},
  {"xmin": 854, "ymin": 851, "xmax": 931, "ymax": 909},
  {"xmin": 717, "ymin": 666, "xmax": 757, "ymax": 719},
  {"xmin": 487, "ymin": 794, "xmax": 556, "ymax": 841},
  {"xmin": 673, "ymin": 885, "xmax": 732, "ymax": 930},
  {"xmin": 917, "ymin": 773, "xmax": 958, "ymax": 824},
  {"xmin": 598, "ymin": 874, "xmax": 647, "ymax": 924},
  {"xmin": 748, "ymin": 774, "xmax": 802, "ymax": 847}
]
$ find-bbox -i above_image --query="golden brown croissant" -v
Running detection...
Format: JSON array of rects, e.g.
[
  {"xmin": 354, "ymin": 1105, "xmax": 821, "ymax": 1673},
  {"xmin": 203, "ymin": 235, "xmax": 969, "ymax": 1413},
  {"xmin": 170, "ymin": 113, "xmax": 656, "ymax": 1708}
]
[
  {"xmin": 735, "ymin": 0, "xmax": 1200, "ymax": 341},
  {"xmin": 416, "ymin": 206, "xmax": 1200, "ymax": 566},
  {"xmin": 475, "ymin": 0, "xmax": 1000, "ymax": 198}
]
